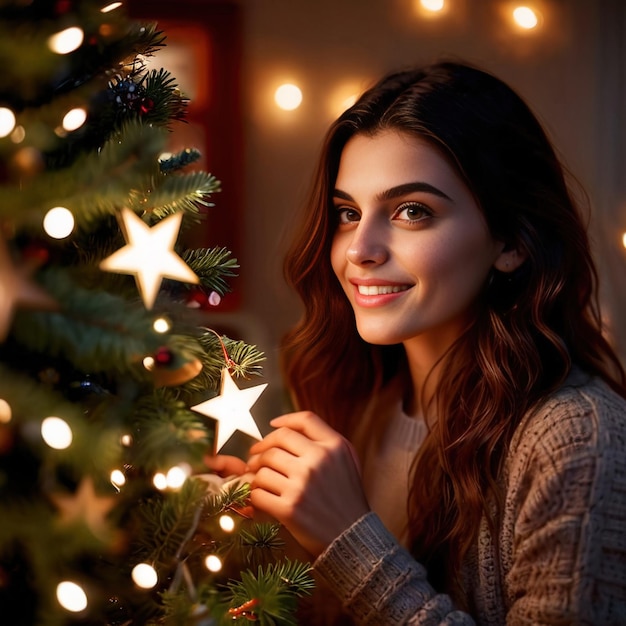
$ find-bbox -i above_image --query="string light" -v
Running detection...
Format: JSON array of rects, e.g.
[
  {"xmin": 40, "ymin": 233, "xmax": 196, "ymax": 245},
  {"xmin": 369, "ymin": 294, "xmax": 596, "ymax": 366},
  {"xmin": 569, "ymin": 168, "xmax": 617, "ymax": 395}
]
[
  {"xmin": 205, "ymin": 554, "xmax": 223, "ymax": 572},
  {"xmin": 0, "ymin": 107, "xmax": 16, "ymax": 137},
  {"xmin": 512, "ymin": 6, "xmax": 539, "ymax": 29},
  {"xmin": 101, "ymin": 2, "xmax": 123, "ymax": 12},
  {"xmin": 152, "ymin": 317, "xmax": 170, "ymax": 333},
  {"xmin": 43, "ymin": 206, "xmax": 75, "ymax": 239},
  {"xmin": 0, "ymin": 399, "xmax": 11, "ymax": 423},
  {"xmin": 622, "ymin": 232, "xmax": 626, "ymax": 249},
  {"xmin": 120, "ymin": 433, "xmax": 133, "ymax": 446},
  {"xmin": 166, "ymin": 464, "xmax": 191, "ymax": 489},
  {"xmin": 48, "ymin": 27, "xmax": 84, "ymax": 54},
  {"xmin": 56, "ymin": 581, "xmax": 88, "ymax": 612},
  {"xmin": 62, "ymin": 107, "xmax": 87, "ymax": 132},
  {"xmin": 274, "ymin": 83, "xmax": 303, "ymax": 111},
  {"xmin": 110, "ymin": 469, "xmax": 126, "ymax": 487},
  {"xmin": 131, "ymin": 563, "xmax": 158, "ymax": 589},
  {"xmin": 10, "ymin": 125, "xmax": 25, "ymax": 143},
  {"xmin": 420, "ymin": 0, "xmax": 445, "ymax": 11},
  {"xmin": 41, "ymin": 416, "xmax": 73, "ymax": 449},
  {"xmin": 219, "ymin": 514, "xmax": 235, "ymax": 532},
  {"xmin": 143, "ymin": 356, "xmax": 155, "ymax": 371},
  {"xmin": 153, "ymin": 472, "xmax": 168, "ymax": 490}
]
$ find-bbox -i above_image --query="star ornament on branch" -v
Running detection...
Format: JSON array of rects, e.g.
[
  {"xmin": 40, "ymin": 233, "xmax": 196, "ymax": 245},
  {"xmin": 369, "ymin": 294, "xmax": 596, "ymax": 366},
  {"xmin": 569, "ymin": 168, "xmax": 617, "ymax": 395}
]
[
  {"xmin": 0, "ymin": 235, "xmax": 58, "ymax": 342},
  {"xmin": 100, "ymin": 208, "xmax": 199, "ymax": 309},
  {"xmin": 191, "ymin": 367, "xmax": 268, "ymax": 453}
]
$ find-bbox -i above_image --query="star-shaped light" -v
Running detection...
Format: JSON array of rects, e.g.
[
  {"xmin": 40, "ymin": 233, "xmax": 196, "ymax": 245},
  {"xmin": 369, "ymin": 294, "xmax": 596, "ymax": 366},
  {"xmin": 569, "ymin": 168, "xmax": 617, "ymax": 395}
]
[
  {"xmin": 191, "ymin": 367, "xmax": 268, "ymax": 453},
  {"xmin": 0, "ymin": 235, "xmax": 57, "ymax": 342},
  {"xmin": 100, "ymin": 208, "xmax": 199, "ymax": 309},
  {"xmin": 50, "ymin": 477, "xmax": 117, "ymax": 540}
]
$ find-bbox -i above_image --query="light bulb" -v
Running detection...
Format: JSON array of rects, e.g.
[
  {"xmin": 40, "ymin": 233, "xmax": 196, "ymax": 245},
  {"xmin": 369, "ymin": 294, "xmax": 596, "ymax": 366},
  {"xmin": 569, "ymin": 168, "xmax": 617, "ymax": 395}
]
[
  {"xmin": 41, "ymin": 416, "xmax": 73, "ymax": 449},
  {"xmin": 62, "ymin": 107, "xmax": 87, "ymax": 132},
  {"xmin": 219, "ymin": 514, "xmax": 235, "ymax": 532},
  {"xmin": 56, "ymin": 581, "xmax": 88, "ymax": 612},
  {"xmin": 110, "ymin": 469, "xmax": 126, "ymax": 487},
  {"xmin": 101, "ymin": 2, "xmax": 123, "ymax": 12},
  {"xmin": 420, "ymin": 0, "xmax": 444, "ymax": 11},
  {"xmin": 152, "ymin": 317, "xmax": 170, "ymax": 333},
  {"xmin": 513, "ymin": 6, "xmax": 539, "ymax": 29},
  {"xmin": 205, "ymin": 554, "xmax": 222, "ymax": 572},
  {"xmin": 0, "ymin": 399, "xmax": 11, "ymax": 424},
  {"xmin": 153, "ymin": 472, "xmax": 168, "ymax": 490},
  {"xmin": 0, "ymin": 107, "xmax": 16, "ymax": 137},
  {"xmin": 274, "ymin": 83, "xmax": 303, "ymax": 111},
  {"xmin": 43, "ymin": 206, "xmax": 75, "ymax": 239},
  {"xmin": 132, "ymin": 563, "xmax": 158, "ymax": 589},
  {"xmin": 48, "ymin": 27, "xmax": 84, "ymax": 54}
]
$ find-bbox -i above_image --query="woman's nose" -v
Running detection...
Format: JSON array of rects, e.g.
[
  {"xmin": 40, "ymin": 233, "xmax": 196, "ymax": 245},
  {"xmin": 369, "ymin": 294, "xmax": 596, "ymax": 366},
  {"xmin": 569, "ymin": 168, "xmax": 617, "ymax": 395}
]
[{"xmin": 345, "ymin": 222, "xmax": 388, "ymax": 266}]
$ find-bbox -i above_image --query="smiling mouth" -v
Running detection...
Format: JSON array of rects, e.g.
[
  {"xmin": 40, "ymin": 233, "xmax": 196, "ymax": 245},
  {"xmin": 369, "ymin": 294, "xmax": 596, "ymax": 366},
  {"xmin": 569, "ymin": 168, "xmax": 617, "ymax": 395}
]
[{"xmin": 357, "ymin": 285, "xmax": 410, "ymax": 295}]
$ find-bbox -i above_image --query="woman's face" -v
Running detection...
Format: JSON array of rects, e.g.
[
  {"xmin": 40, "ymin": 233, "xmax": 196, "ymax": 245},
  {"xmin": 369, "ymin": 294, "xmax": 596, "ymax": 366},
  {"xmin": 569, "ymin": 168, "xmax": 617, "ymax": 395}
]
[{"xmin": 330, "ymin": 130, "xmax": 504, "ymax": 355}]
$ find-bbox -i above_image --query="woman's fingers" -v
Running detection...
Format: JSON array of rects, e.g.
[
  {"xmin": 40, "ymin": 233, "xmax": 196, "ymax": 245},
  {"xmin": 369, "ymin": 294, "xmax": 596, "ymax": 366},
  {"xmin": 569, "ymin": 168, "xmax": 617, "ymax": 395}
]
[{"xmin": 204, "ymin": 454, "xmax": 247, "ymax": 477}]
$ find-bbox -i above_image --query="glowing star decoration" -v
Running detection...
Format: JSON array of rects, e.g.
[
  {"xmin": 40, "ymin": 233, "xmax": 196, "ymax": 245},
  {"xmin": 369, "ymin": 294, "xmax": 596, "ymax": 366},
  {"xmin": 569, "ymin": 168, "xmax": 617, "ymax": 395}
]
[
  {"xmin": 192, "ymin": 368, "xmax": 267, "ymax": 452},
  {"xmin": 0, "ymin": 235, "xmax": 57, "ymax": 341},
  {"xmin": 100, "ymin": 208, "xmax": 199, "ymax": 309},
  {"xmin": 50, "ymin": 477, "xmax": 117, "ymax": 540}
]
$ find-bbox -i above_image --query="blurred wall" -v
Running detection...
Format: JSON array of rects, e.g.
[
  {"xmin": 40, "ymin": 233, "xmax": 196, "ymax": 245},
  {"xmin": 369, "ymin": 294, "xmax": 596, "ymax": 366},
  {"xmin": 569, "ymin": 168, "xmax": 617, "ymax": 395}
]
[{"xmin": 226, "ymin": 0, "xmax": 625, "ymax": 421}]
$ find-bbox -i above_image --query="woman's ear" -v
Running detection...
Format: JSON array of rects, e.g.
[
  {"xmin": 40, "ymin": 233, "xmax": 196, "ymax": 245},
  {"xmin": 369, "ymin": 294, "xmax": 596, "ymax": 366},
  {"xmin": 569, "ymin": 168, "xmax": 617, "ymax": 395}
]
[{"xmin": 493, "ymin": 244, "xmax": 527, "ymax": 273}]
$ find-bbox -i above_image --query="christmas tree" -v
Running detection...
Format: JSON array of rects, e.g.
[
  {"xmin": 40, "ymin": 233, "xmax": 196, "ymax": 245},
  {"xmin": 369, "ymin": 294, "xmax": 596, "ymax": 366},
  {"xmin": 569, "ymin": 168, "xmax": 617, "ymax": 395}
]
[{"xmin": 0, "ymin": 1, "xmax": 313, "ymax": 624}]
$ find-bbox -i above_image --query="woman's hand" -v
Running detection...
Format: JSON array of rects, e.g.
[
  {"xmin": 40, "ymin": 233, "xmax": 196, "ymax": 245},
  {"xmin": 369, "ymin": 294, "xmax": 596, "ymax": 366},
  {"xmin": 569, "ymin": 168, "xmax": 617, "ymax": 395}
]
[
  {"xmin": 204, "ymin": 453, "xmax": 247, "ymax": 478},
  {"xmin": 246, "ymin": 411, "xmax": 370, "ymax": 559}
]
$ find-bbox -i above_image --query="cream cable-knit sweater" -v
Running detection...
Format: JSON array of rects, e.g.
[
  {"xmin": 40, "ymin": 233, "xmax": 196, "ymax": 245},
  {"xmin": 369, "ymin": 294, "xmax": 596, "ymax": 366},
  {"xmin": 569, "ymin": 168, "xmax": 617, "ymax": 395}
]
[{"xmin": 314, "ymin": 370, "xmax": 626, "ymax": 624}]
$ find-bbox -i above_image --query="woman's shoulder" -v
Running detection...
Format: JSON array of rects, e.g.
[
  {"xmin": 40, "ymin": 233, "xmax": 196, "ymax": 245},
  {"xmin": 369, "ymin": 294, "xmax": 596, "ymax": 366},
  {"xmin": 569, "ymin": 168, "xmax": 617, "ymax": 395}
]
[{"xmin": 506, "ymin": 367, "xmax": 626, "ymax": 482}]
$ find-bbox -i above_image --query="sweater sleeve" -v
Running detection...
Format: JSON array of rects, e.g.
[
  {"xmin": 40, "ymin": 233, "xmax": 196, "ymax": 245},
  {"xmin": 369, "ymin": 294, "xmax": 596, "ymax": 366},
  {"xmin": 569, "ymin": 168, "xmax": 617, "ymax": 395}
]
[
  {"xmin": 501, "ymin": 383, "xmax": 626, "ymax": 624},
  {"xmin": 314, "ymin": 511, "xmax": 475, "ymax": 625}
]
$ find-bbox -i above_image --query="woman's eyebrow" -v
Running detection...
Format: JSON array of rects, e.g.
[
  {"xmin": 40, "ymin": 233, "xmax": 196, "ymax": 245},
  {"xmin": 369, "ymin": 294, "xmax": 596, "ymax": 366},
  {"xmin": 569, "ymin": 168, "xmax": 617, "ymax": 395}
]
[
  {"xmin": 378, "ymin": 182, "xmax": 452, "ymax": 201},
  {"xmin": 333, "ymin": 182, "xmax": 452, "ymax": 202}
]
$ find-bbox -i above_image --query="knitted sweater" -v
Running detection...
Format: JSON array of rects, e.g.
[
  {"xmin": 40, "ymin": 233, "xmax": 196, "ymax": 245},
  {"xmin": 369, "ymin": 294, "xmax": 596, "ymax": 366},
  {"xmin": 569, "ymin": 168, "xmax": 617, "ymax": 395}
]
[{"xmin": 314, "ymin": 371, "xmax": 626, "ymax": 624}]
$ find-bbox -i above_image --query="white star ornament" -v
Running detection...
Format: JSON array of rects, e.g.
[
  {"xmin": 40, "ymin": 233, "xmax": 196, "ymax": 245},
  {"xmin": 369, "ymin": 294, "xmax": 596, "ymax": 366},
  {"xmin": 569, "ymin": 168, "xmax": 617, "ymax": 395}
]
[
  {"xmin": 99, "ymin": 208, "xmax": 199, "ymax": 309},
  {"xmin": 191, "ymin": 367, "xmax": 268, "ymax": 453}
]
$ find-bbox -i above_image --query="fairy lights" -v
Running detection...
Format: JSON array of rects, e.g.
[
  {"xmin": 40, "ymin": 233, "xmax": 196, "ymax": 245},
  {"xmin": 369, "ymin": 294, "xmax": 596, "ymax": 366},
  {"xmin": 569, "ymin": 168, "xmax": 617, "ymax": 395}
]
[
  {"xmin": 62, "ymin": 107, "xmax": 87, "ymax": 132},
  {"xmin": 205, "ymin": 554, "xmax": 223, "ymax": 572},
  {"xmin": 512, "ymin": 6, "xmax": 539, "ymax": 29},
  {"xmin": 43, "ymin": 207, "xmax": 75, "ymax": 239},
  {"xmin": 48, "ymin": 27, "xmax": 84, "ymax": 54},
  {"xmin": 219, "ymin": 514, "xmax": 235, "ymax": 532},
  {"xmin": 153, "ymin": 317, "xmax": 170, "ymax": 333},
  {"xmin": 0, "ymin": 399, "xmax": 11, "ymax": 423},
  {"xmin": 132, "ymin": 563, "xmax": 158, "ymax": 589},
  {"xmin": 56, "ymin": 581, "xmax": 88, "ymax": 612},
  {"xmin": 274, "ymin": 83, "xmax": 303, "ymax": 111},
  {"xmin": 101, "ymin": 2, "xmax": 123, "ymax": 12},
  {"xmin": 0, "ymin": 107, "xmax": 16, "ymax": 137},
  {"xmin": 110, "ymin": 469, "xmax": 126, "ymax": 487},
  {"xmin": 41, "ymin": 416, "xmax": 73, "ymax": 449}
]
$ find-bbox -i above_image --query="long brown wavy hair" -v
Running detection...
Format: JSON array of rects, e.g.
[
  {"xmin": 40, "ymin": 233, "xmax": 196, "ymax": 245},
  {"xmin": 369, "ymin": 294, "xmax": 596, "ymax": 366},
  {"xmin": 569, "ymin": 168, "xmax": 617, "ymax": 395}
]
[{"xmin": 280, "ymin": 61, "xmax": 626, "ymax": 596}]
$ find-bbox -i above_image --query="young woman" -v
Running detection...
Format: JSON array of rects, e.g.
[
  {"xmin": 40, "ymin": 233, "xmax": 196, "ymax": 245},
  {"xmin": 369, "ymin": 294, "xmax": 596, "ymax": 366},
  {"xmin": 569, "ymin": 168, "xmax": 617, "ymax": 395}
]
[{"xmin": 208, "ymin": 61, "xmax": 626, "ymax": 624}]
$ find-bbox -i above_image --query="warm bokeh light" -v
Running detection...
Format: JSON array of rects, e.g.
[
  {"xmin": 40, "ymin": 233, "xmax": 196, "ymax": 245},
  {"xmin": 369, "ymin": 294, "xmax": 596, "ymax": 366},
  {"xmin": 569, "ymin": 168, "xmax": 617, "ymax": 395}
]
[
  {"xmin": 153, "ymin": 472, "xmax": 168, "ymax": 490},
  {"xmin": 120, "ymin": 433, "xmax": 133, "ymax": 446},
  {"xmin": 56, "ymin": 581, "xmax": 88, "ymax": 612},
  {"xmin": 166, "ymin": 463, "xmax": 191, "ymax": 489},
  {"xmin": 0, "ymin": 399, "xmax": 11, "ymax": 424},
  {"xmin": 219, "ymin": 514, "xmax": 235, "ymax": 532},
  {"xmin": 420, "ymin": 0, "xmax": 444, "ymax": 11},
  {"xmin": 41, "ymin": 416, "xmax": 73, "ymax": 449},
  {"xmin": 205, "ymin": 554, "xmax": 223, "ymax": 572},
  {"xmin": 101, "ymin": 2, "xmax": 123, "ymax": 12},
  {"xmin": 0, "ymin": 107, "xmax": 16, "ymax": 137},
  {"xmin": 152, "ymin": 317, "xmax": 170, "ymax": 333},
  {"xmin": 43, "ymin": 206, "xmax": 75, "ymax": 239},
  {"xmin": 274, "ymin": 83, "xmax": 303, "ymax": 111},
  {"xmin": 62, "ymin": 107, "xmax": 87, "ymax": 132},
  {"xmin": 110, "ymin": 469, "xmax": 126, "ymax": 487},
  {"xmin": 132, "ymin": 563, "xmax": 158, "ymax": 589},
  {"xmin": 622, "ymin": 232, "xmax": 626, "ymax": 249},
  {"xmin": 48, "ymin": 27, "xmax": 84, "ymax": 54},
  {"xmin": 10, "ymin": 125, "xmax": 26, "ymax": 143},
  {"xmin": 513, "ymin": 6, "xmax": 539, "ymax": 29},
  {"xmin": 143, "ymin": 356, "xmax": 155, "ymax": 370}
]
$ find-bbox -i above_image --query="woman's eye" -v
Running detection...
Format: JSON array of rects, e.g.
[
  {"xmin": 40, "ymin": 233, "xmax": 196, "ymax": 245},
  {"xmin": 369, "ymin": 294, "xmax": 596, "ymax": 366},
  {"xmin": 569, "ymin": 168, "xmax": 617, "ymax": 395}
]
[
  {"xmin": 394, "ymin": 202, "xmax": 431, "ymax": 222},
  {"xmin": 336, "ymin": 207, "xmax": 360, "ymax": 224}
]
